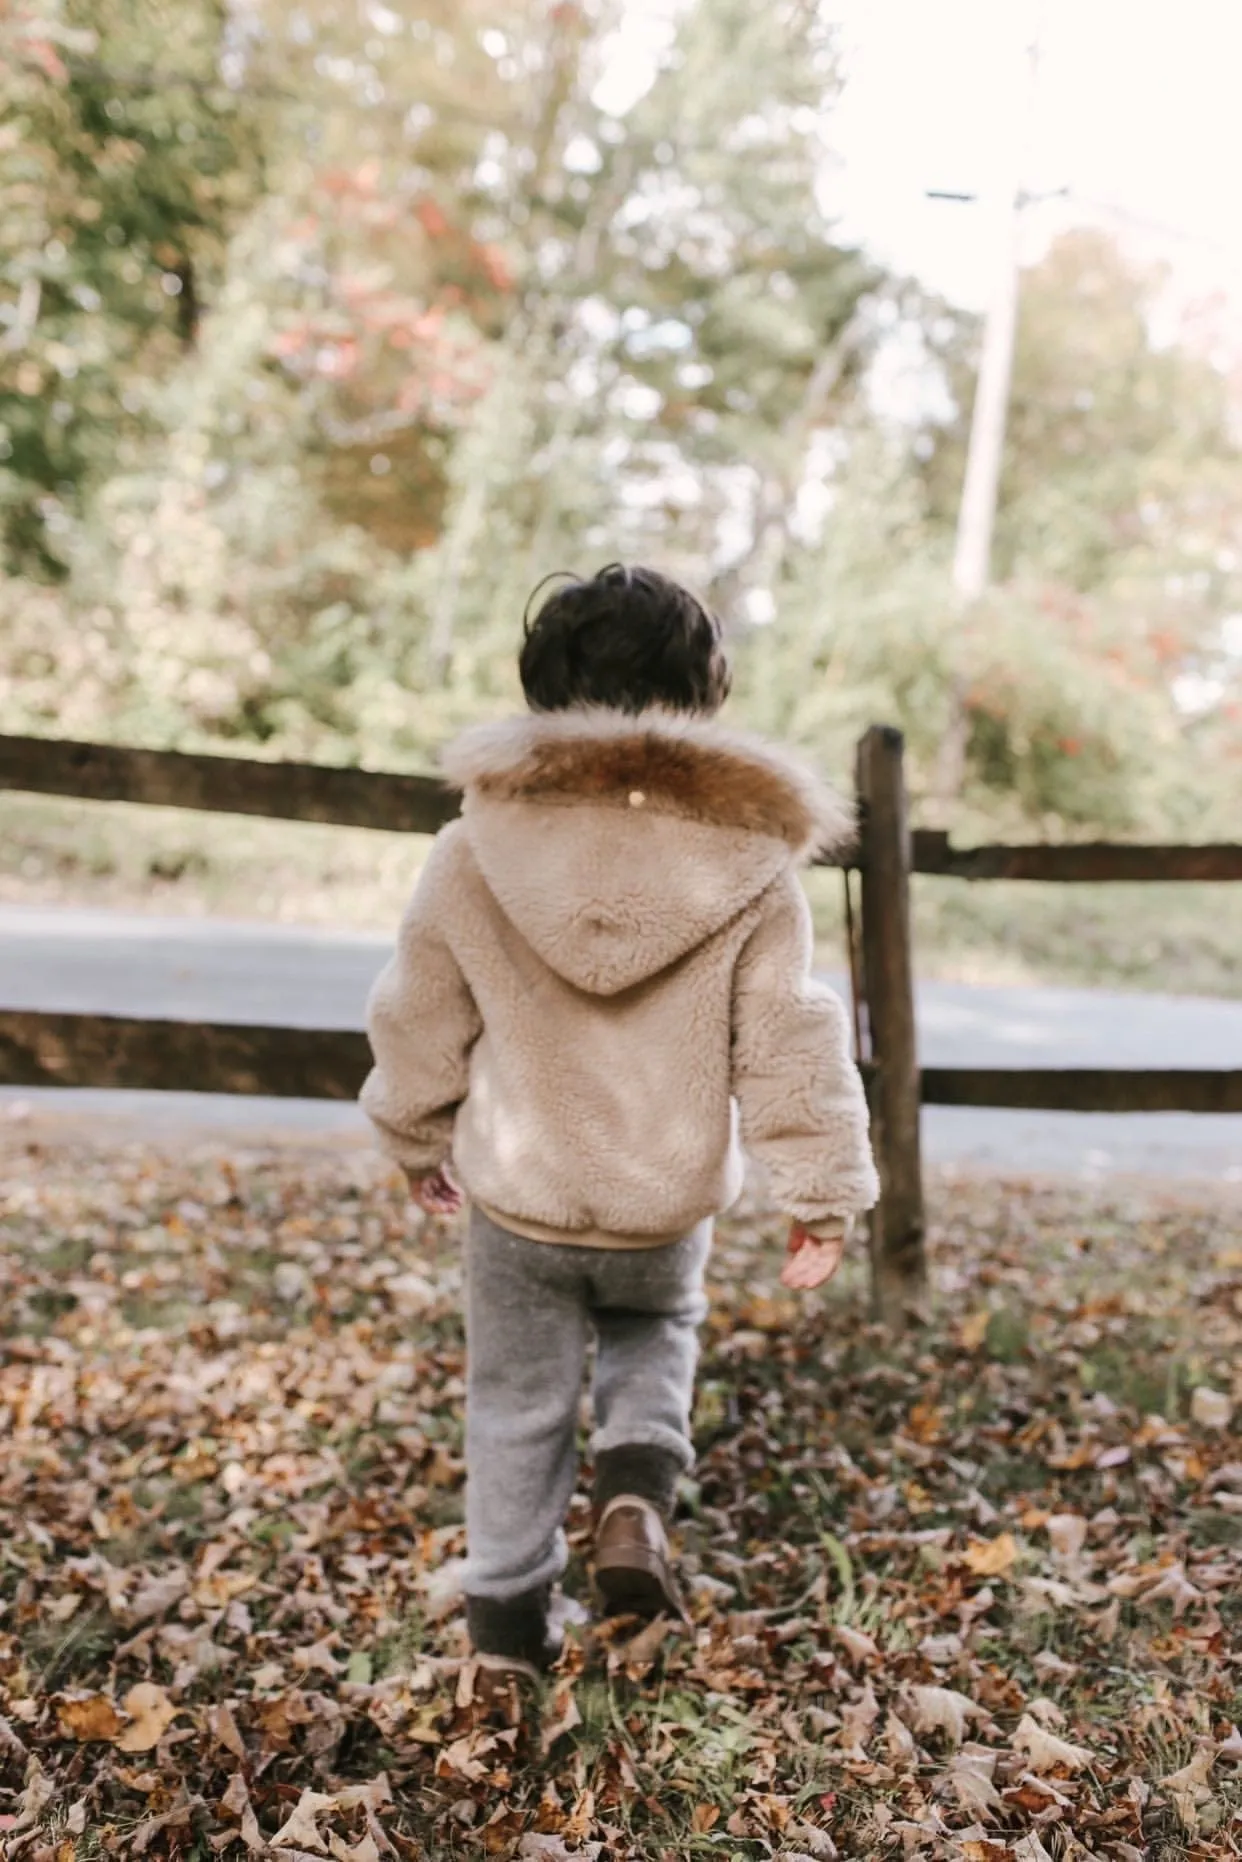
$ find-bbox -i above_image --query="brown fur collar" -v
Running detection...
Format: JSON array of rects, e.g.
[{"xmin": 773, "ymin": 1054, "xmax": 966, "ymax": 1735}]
[{"xmin": 441, "ymin": 709, "xmax": 853, "ymax": 859}]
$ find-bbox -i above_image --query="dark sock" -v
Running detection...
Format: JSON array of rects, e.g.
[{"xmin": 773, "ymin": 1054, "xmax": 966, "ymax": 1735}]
[
  {"xmin": 465, "ymin": 1585, "xmax": 554, "ymax": 1667},
  {"xmin": 594, "ymin": 1443, "xmax": 683, "ymax": 1518}
]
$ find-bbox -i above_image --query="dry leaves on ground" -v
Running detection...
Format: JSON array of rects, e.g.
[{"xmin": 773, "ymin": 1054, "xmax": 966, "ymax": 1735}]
[{"xmin": 1, "ymin": 1133, "xmax": 1240, "ymax": 1858}]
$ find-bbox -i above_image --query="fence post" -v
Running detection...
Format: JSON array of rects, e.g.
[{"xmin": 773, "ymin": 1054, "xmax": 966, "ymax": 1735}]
[{"xmin": 855, "ymin": 725, "xmax": 927, "ymax": 1324}]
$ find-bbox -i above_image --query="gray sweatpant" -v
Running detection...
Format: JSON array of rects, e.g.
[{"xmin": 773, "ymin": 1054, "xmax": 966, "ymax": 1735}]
[{"xmin": 462, "ymin": 1207, "xmax": 711, "ymax": 1600}]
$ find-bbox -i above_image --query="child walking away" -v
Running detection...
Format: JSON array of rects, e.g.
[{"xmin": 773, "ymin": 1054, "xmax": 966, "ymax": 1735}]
[{"xmin": 361, "ymin": 564, "xmax": 879, "ymax": 1685}]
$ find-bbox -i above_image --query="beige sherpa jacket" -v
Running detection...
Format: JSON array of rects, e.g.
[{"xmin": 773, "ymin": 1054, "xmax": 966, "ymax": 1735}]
[{"xmin": 361, "ymin": 708, "xmax": 879, "ymax": 1248}]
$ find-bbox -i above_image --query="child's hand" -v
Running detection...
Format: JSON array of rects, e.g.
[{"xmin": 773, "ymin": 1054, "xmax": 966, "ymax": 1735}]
[
  {"xmin": 780, "ymin": 1218, "xmax": 850, "ymax": 1291},
  {"xmin": 406, "ymin": 1166, "xmax": 464, "ymax": 1217}
]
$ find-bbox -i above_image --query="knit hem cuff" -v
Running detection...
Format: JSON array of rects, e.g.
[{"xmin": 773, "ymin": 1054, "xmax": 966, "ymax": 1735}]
[
  {"xmin": 591, "ymin": 1423, "xmax": 693, "ymax": 1470},
  {"xmin": 460, "ymin": 1534, "xmax": 569, "ymax": 1602}
]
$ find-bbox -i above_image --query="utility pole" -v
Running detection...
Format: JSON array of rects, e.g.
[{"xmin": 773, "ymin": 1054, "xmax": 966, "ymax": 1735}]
[
  {"xmin": 950, "ymin": 184, "xmax": 1024, "ymax": 600},
  {"xmin": 947, "ymin": 26, "xmax": 1043, "ymax": 602}
]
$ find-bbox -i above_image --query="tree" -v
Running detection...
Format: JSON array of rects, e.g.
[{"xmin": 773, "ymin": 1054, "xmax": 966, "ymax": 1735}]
[
  {"xmin": 410, "ymin": 0, "xmax": 881, "ymax": 685},
  {"xmin": 0, "ymin": 0, "xmax": 263, "ymax": 575},
  {"xmin": 749, "ymin": 230, "xmax": 1242, "ymax": 834},
  {"xmin": 922, "ymin": 230, "xmax": 1242, "ymax": 668}
]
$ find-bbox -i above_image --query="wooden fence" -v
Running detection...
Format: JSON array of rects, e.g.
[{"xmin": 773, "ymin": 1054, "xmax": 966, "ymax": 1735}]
[{"xmin": 3, "ymin": 728, "xmax": 1240, "ymax": 1322}]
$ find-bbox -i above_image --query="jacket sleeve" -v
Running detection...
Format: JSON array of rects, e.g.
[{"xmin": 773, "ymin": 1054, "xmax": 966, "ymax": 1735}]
[
  {"xmin": 731, "ymin": 868, "xmax": 879, "ymax": 1223},
  {"xmin": 360, "ymin": 827, "xmax": 482, "ymax": 1174}
]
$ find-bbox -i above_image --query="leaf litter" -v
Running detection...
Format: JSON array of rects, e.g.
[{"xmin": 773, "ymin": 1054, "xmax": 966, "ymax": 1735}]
[{"xmin": 0, "ymin": 1131, "xmax": 1240, "ymax": 1857}]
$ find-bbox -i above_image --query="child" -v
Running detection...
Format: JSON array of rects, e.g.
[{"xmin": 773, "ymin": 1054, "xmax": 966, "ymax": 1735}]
[{"xmin": 361, "ymin": 564, "xmax": 878, "ymax": 1681}]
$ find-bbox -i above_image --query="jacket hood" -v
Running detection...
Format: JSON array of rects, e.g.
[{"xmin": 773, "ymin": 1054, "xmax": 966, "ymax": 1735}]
[{"xmin": 440, "ymin": 708, "xmax": 853, "ymax": 996}]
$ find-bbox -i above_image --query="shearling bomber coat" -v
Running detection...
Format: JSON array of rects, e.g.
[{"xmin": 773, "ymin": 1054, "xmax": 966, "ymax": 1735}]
[{"xmin": 361, "ymin": 707, "xmax": 879, "ymax": 1248}]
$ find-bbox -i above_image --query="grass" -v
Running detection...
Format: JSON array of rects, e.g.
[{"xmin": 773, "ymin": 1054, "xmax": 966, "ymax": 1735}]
[
  {"xmin": 1, "ymin": 1131, "xmax": 1240, "ymax": 1857},
  {"xmin": 6, "ymin": 789, "xmax": 1242, "ymax": 996},
  {"xmin": 0, "ymin": 790, "xmax": 426, "ymax": 930}
]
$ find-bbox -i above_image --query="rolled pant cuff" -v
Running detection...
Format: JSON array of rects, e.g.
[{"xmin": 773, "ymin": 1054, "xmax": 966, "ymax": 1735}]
[{"xmin": 461, "ymin": 1539, "xmax": 568, "ymax": 1603}]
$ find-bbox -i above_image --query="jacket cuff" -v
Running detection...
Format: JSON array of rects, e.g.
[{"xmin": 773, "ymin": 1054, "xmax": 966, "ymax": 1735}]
[
  {"xmin": 363, "ymin": 1116, "xmax": 450, "ymax": 1179},
  {"xmin": 796, "ymin": 1213, "xmax": 856, "ymax": 1243}
]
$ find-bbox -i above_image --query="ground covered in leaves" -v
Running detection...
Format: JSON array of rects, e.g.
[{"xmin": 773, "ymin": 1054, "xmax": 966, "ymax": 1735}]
[{"xmin": 1, "ymin": 1133, "xmax": 1240, "ymax": 1861}]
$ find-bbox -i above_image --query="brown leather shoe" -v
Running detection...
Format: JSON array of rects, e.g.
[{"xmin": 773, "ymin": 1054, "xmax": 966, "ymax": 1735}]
[{"xmin": 594, "ymin": 1495, "xmax": 686, "ymax": 1622}]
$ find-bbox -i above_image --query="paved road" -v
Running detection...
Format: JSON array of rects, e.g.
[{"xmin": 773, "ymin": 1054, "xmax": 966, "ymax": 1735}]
[{"xmin": 1, "ymin": 903, "xmax": 1239, "ymax": 1181}]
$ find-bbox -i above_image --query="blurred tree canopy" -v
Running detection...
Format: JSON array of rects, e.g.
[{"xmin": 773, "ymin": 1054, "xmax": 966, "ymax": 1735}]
[
  {"xmin": 0, "ymin": 0, "xmax": 264, "ymax": 575},
  {"xmin": 1, "ymin": 0, "xmax": 1239, "ymax": 837}
]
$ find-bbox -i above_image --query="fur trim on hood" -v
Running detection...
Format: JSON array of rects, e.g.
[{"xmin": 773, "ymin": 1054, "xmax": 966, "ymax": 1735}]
[{"xmin": 440, "ymin": 708, "xmax": 853, "ymax": 862}]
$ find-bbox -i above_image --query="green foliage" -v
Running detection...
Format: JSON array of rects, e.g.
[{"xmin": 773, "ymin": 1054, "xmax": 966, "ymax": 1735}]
[
  {"xmin": 1, "ymin": 6, "xmax": 1239, "ymax": 843},
  {"xmin": 0, "ymin": 0, "xmax": 263, "ymax": 574}
]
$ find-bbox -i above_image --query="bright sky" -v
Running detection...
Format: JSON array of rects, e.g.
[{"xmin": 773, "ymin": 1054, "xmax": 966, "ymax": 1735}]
[
  {"xmin": 827, "ymin": 0, "xmax": 1242, "ymax": 311},
  {"xmin": 600, "ymin": 0, "xmax": 1242, "ymax": 315}
]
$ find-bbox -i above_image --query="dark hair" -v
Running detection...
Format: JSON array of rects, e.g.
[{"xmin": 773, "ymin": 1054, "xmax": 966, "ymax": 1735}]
[{"xmin": 519, "ymin": 563, "xmax": 731, "ymax": 716}]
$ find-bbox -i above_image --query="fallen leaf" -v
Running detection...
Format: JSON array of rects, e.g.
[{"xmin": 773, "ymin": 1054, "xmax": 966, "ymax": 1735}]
[
  {"xmin": 838, "ymin": 1681, "xmax": 880, "ymax": 1756},
  {"xmin": 690, "ymin": 1805, "xmax": 720, "ymax": 1834},
  {"xmin": 539, "ymin": 1681, "xmax": 582, "ymax": 1756},
  {"xmin": 1138, "ymin": 1561, "xmax": 1202, "ymax": 1616},
  {"xmin": 786, "ymin": 1823, "xmax": 837, "ymax": 1861},
  {"xmin": 1190, "ymin": 1386, "xmax": 1232, "ymax": 1429},
  {"xmin": 219, "ymin": 1773, "xmax": 266, "ymax": 1855},
  {"xmin": 944, "ymin": 1743, "xmax": 1003, "ymax": 1815},
  {"xmin": 363, "ymin": 1806, "xmax": 398, "ymax": 1860},
  {"xmin": 115, "ymin": 1682, "xmax": 178, "ymax": 1753},
  {"xmin": 963, "ymin": 1532, "xmax": 1018, "ymax": 1577},
  {"xmin": 14, "ymin": 1761, "xmax": 56, "ymax": 1827},
  {"xmin": 208, "ymin": 1700, "xmax": 247, "ymax": 1762},
  {"xmin": 328, "ymin": 1838, "xmax": 382, "ymax": 1862},
  {"xmin": 958, "ymin": 1309, "xmax": 991, "ymax": 1350},
  {"xmin": 437, "ymin": 1732, "xmax": 498, "ymax": 1784},
  {"xmin": 1011, "ymin": 1836, "xmax": 1055, "ymax": 1862},
  {"xmin": 902, "ymin": 1684, "xmax": 987, "ymax": 1747},
  {"xmin": 271, "ymin": 1789, "xmax": 342, "ymax": 1852},
  {"xmin": 0, "ymin": 1713, "xmax": 29, "ymax": 1761},
  {"xmin": 884, "ymin": 1710, "xmax": 916, "ymax": 1762},
  {"xmin": 335, "ymin": 1777, "xmax": 392, "ymax": 1813},
  {"xmin": 293, "ymin": 1634, "xmax": 343, "ymax": 1679},
  {"xmin": 617, "ymin": 1613, "xmax": 671, "ymax": 1670},
  {"xmin": 1168, "ymin": 1789, "xmax": 1204, "ymax": 1833},
  {"xmin": 1032, "ymin": 1648, "xmax": 1078, "ymax": 1682},
  {"xmin": 125, "ymin": 1567, "xmax": 190, "ymax": 1626},
  {"xmin": 1160, "ymin": 1746, "xmax": 1214, "ymax": 1794},
  {"xmin": 1045, "ymin": 1513, "xmax": 1087, "ymax": 1560},
  {"xmin": 56, "ymin": 1693, "xmax": 127, "ymax": 1742},
  {"xmin": 835, "ymin": 1623, "xmax": 878, "ymax": 1664},
  {"xmin": 131, "ymin": 1796, "xmax": 207, "ymax": 1857},
  {"xmin": 517, "ymin": 1835, "xmax": 602, "ymax": 1861},
  {"xmin": 1011, "ymin": 1713, "xmax": 1092, "ymax": 1774},
  {"xmin": 917, "ymin": 1632, "xmax": 963, "ymax": 1666}
]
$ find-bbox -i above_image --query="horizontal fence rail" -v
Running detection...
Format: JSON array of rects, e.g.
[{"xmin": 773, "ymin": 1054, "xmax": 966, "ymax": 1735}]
[
  {"xmin": 5, "ymin": 1012, "xmax": 1240, "ymax": 1115},
  {"xmin": 1, "ymin": 1011, "xmax": 370, "ymax": 1100},
  {"xmin": 912, "ymin": 830, "xmax": 1242, "ymax": 883},
  {"xmin": 5, "ymin": 734, "xmax": 1241, "ymax": 880},
  {"xmin": 921, "ymin": 1065, "xmax": 1242, "ymax": 1115},
  {"xmin": 0, "ymin": 733, "xmax": 459, "ymax": 837}
]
